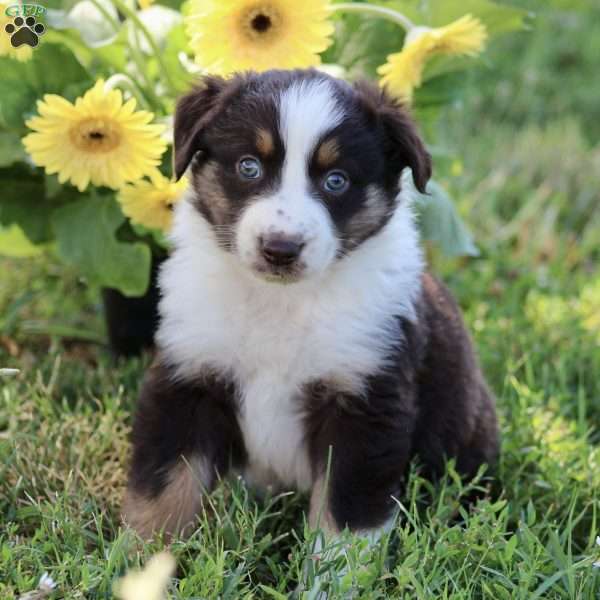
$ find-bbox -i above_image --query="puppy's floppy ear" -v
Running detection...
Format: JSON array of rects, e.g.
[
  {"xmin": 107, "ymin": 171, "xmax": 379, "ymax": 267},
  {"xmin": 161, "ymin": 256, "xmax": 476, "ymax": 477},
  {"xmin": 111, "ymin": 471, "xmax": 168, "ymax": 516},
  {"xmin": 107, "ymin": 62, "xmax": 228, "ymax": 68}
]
[
  {"xmin": 173, "ymin": 76, "xmax": 228, "ymax": 180},
  {"xmin": 379, "ymin": 97, "xmax": 432, "ymax": 193},
  {"xmin": 354, "ymin": 81, "xmax": 432, "ymax": 193}
]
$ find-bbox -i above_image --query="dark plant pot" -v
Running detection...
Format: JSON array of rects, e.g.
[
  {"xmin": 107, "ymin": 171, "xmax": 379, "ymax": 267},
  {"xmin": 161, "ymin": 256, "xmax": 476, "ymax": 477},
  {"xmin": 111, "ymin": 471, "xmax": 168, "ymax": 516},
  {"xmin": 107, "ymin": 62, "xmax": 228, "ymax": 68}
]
[{"xmin": 102, "ymin": 255, "xmax": 164, "ymax": 357}]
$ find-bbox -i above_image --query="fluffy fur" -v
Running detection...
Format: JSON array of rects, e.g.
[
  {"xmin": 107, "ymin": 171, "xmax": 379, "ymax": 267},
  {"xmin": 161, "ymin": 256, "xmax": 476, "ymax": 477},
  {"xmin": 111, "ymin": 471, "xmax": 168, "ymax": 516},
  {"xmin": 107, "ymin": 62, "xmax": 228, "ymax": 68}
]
[{"xmin": 123, "ymin": 69, "xmax": 499, "ymax": 542}]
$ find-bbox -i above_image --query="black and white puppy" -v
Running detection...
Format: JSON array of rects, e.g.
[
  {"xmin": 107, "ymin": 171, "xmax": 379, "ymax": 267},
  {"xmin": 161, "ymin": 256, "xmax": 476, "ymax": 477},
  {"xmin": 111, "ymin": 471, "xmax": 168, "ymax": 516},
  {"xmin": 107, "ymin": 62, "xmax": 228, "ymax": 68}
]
[{"xmin": 123, "ymin": 69, "xmax": 499, "ymax": 542}]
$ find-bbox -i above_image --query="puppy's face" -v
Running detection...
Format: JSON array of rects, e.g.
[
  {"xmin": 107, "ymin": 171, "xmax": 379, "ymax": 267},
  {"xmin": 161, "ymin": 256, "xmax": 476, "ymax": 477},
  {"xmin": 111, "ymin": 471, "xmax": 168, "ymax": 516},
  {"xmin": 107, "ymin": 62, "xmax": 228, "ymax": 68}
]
[{"xmin": 174, "ymin": 70, "xmax": 431, "ymax": 283}]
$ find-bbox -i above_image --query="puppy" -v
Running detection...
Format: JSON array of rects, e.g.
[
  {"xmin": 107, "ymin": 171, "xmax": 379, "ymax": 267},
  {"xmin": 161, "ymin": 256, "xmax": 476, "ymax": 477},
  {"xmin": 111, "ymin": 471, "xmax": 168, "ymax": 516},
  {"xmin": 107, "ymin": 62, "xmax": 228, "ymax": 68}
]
[{"xmin": 123, "ymin": 69, "xmax": 499, "ymax": 543}]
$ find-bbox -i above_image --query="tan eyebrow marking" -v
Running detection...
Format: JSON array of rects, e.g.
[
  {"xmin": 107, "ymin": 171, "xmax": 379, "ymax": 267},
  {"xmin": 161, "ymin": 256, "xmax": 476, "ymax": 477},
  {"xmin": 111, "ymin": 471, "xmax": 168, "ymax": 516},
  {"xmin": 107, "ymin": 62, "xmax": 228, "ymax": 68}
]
[
  {"xmin": 256, "ymin": 128, "xmax": 274, "ymax": 156},
  {"xmin": 316, "ymin": 138, "xmax": 340, "ymax": 168}
]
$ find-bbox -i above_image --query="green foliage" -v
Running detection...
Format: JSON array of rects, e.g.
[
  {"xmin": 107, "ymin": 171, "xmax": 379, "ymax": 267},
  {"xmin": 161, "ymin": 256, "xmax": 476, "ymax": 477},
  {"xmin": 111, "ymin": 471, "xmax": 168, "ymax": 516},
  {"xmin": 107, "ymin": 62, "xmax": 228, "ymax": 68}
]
[
  {"xmin": 0, "ymin": 181, "xmax": 51, "ymax": 245},
  {"xmin": 414, "ymin": 0, "xmax": 529, "ymax": 33},
  {"xmin": 415, "ymin": 181, "xmax": 479, "ymax": 256},
  {"xmin": 52, "ymin": 195, "xmax": 152, "ymax": 296},
  {"xmin": 0, "ymin": 225, "xmax": 43, "ymax": 257},
  {"xmin": 0, "ymin": 43, "xmax": 92, "ymax": 132},
  {"xmin": 0, "ymin": 132, "xmax": 27, "ymax": 167}
]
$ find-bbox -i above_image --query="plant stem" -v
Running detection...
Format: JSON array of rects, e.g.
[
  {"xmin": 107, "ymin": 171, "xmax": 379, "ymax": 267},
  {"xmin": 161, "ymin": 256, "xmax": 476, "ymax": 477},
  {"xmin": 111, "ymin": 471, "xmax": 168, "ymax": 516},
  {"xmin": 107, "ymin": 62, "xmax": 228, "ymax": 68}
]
[
  {"xmin": 110, "ymin": 0, "xmax": 179, "ymax": 97},
  {"xmin": 331, "ymin": 2, "xmax": 414, "ymax": 31},
  {"xmin": 129, "ymin": 26, "xmax": 163, "ymax": 109},
  {"xmin": 104, "ymin": 74, "xmax": 151, "ymax": 110},
  {"xmin": 85, "ymin": 0, "xmax": 160, "ymax": 109},
  {"xmin": 86, "ymin": 0, "xmax": 120, "ymax": 32}
]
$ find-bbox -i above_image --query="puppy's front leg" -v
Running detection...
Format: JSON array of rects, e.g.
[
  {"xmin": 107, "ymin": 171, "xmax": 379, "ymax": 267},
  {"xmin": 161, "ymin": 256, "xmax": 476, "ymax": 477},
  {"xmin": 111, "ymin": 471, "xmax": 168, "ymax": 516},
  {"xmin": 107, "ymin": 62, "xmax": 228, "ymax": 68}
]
[
  {"xmin": 304, "ymin": 385, "xmax": 415, "ymax": 596},
  {"xmin": 123, "ymin": 360, "xmax": 245, "ymax": 539},
  {"xmin": 307, "ymin": 382, "xmax": 415, "ymax": 538}
]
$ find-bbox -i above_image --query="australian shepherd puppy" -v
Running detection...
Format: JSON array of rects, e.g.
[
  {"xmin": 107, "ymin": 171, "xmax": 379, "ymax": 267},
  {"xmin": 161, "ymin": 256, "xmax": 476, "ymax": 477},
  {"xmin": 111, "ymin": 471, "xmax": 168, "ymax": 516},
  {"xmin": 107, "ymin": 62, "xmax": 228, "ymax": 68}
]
[{"xmin": 123, "ymin": 69, "xmax": 499, "ymax": 545}]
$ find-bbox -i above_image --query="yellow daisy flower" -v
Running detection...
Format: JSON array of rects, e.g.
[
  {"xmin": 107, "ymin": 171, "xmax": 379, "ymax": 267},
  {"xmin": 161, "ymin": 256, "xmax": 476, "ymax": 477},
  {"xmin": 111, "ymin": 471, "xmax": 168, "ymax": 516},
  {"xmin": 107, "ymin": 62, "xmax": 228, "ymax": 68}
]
[
  {"xmin": 1, "ymin": 3, "xmax": 33, "ymax": 61},
  {"xmin": 114, "ymin": 552, "xmax": 176, "ymax": 600},
  {"xmin": 186, "ymin": 0, "xmax": 334, "ymax": 75},
  {"xmin": 117, "ymin": 173, "xmax": 188, "ymax": 232},
  {"xmin": 23, "ymin": 80, "xmax": 167, "ymax": 192},
  {"xmin": 378, "ymin": 14, "xmax": 487, "ymax": 102}
]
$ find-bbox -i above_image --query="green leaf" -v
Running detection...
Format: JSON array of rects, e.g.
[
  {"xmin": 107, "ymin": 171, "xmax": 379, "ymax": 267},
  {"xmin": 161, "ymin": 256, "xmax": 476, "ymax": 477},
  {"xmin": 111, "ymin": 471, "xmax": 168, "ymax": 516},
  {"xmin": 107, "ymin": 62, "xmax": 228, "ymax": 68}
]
[
  {"xmin": 162, "ymin": 23, "xmax": 195, "ymax": 95},
  {"xmin": 27, "ymin": 43, "xmax": 92, "ymax": 98},
  {"xmin": 414, "ymin": 181, "xmax": 479, "ymax": 257},
  {"xmin": 0, "ymin": 43, "xmax": 91, "ymax": 131},
  {"xmin": 0, "ymin": 132, "xmax": 27, "ymax": 167},
  {"xmin": 43, "ymin": 27, "xmax": 127, "ymax": 72},
  {"xmin": 424, "ymin": 0, "xmax": 530, "ymax": 36},
  {"xmin": 0, "ymin": 172, "xmax": 52, "ymax": 244},
  {"xmin": 392, "ymin": 0, "xmax": 529, "ymax": 35},
  {"xmin": 0, "ymin": 224, "xmax": 43, "ymax": 257},
  {"xmin": 257, "ymin": 585, "xmax": 288, "ymax": 600},
  {"xmin": 0, "ymin": 62, "xmax": 37, "ymax": 131},
  {"xmin": 52, "ymin": 195, "xmax": 152, "ymax": 296},
  {"xmin": 325, "ymin": 12, "xmax": 405, "ymax": 79},
  {"xmin": 504, "ymin": 534, "xmax": 518, "ymax": 562}
]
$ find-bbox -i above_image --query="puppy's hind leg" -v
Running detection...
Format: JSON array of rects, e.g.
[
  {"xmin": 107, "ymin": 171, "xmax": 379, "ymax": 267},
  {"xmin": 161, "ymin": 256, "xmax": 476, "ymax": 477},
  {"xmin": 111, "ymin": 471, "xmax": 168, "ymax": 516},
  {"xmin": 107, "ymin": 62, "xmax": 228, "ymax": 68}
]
[{"xmin": 123, "ymin": 359, "xmax": 245, "ymax": 539}]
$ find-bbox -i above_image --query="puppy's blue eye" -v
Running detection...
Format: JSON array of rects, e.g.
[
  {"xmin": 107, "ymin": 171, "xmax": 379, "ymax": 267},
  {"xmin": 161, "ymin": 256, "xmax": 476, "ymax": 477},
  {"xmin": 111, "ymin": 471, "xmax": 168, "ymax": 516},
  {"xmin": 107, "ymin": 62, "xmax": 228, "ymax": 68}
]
[
  {"xmin": 238, "ymin": 156, "xmax": 262, "ymax": 180},
  {"xmin": 323, "ymin": 171, "xmax": 349, "ymax": 194}
]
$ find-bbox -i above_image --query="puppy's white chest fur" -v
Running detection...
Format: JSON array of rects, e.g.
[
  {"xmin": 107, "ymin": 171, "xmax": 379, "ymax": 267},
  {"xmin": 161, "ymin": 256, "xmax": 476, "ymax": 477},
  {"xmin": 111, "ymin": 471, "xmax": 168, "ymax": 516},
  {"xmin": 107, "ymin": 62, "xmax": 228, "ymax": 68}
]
[{"xmin": 157, "ymin": 195, "xmax": 423, "ymax": 491}]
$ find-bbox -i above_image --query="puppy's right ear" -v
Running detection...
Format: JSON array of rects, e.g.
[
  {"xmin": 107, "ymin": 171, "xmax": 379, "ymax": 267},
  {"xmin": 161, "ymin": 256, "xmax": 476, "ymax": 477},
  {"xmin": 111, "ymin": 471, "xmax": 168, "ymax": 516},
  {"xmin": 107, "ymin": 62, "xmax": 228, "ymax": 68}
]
[{"xmin": 173, "ymin": 76, "xmax": 228, "ymax": 180}]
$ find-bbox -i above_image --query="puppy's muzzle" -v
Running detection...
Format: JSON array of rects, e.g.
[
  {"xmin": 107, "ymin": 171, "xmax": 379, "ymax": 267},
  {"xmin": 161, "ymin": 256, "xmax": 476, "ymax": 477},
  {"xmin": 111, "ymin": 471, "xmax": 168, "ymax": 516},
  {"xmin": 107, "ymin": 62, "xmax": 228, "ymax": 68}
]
[{"xmin": 260, "ymin": 235, "xmax": 305, "ymax": 267}]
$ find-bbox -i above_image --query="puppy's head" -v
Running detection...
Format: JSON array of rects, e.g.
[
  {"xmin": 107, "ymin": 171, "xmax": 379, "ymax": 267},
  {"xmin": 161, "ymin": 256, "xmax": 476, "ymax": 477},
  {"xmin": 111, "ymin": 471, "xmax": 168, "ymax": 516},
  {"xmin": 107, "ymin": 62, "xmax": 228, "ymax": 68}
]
[{"xmin": 174, "ymin": 69, "xmax": 431, "ymax": 283}]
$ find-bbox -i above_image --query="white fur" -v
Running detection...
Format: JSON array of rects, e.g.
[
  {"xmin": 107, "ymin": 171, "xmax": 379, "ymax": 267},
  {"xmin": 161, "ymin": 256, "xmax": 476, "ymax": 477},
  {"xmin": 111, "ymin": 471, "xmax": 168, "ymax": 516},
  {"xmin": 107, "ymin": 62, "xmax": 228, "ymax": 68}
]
[
  {"xmin": 236, "ymin": 80, "xmax": 344, "ymax": 279},
  {"xmin": 157, "ymin": 181, "xmax": 423, "ymax": 492}
]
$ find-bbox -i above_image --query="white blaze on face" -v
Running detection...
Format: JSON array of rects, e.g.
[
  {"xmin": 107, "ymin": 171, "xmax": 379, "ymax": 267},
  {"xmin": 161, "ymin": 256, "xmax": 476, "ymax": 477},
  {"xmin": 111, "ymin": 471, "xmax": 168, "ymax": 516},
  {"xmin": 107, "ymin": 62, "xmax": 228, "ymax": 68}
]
[{"xmin": 235, "ymin": 79, "xmax": 344, "ymax": 279}]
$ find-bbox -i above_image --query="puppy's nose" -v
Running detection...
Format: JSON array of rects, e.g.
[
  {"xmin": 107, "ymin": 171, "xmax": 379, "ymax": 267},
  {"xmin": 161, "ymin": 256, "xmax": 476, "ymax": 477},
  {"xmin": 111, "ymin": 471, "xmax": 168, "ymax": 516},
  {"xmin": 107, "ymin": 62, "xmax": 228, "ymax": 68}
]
[{"xmin": 261, "ymin": 236, "xmax": 304, "ymax": 266}]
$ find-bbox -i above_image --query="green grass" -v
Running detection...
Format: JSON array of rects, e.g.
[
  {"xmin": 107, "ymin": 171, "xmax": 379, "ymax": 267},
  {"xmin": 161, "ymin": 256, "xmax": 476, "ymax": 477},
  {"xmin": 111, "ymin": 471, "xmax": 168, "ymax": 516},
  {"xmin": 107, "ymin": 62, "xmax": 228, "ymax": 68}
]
[{"xmin": 2, "ymin": 1, "xmax": 600, "ymax": 598}]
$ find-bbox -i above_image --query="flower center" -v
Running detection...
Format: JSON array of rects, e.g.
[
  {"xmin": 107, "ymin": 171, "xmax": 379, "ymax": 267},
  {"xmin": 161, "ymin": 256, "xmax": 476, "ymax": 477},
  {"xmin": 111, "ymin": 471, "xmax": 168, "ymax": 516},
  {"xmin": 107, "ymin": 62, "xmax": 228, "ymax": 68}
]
[
  {"xmin": 69, "ymin": 118, "xmax": 121, "ymax": 153},
  {"xmin": 241, "ymin": 5, "xmax": 281, "ymax": 42},
  {"xmin": 251, "ymin": 13, "xmax": 271, "ymax": 32}
]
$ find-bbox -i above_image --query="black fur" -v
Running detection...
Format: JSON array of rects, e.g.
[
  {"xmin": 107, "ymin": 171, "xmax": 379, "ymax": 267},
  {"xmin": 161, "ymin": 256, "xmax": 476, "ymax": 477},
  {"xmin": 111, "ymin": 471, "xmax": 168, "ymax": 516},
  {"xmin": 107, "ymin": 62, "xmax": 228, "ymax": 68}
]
[{"xmin": 102, "ymin": 255, "xmax": 162, "ymax": 357}]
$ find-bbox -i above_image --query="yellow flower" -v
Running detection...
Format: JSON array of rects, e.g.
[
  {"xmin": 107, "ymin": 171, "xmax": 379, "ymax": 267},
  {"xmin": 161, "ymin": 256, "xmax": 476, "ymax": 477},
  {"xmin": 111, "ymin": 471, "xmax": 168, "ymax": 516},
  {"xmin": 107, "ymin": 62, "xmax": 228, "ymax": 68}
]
[
  {"xmin": 117, "ymin": 173, "xmax": 188, "ymax": 232},
  {"xmin": 23, "ymin": 80, "xmax": 167, "ymax": 192},
  {"xmin": 186, "ymin": 0, "xmax": 334, "ymax": 75},
  {"xmin": 114, "ymin": 552, "xmax": 176, "ymax": 600},
  {"xmin": 378, "ymin": 14, "xmax": 487, "ymax": 102},
  {"xmin": 138, "ymin": 0, "xmax": 154, "ymax": 9},
  {"xmin": 1, "ymin": 3, "xmax": 33, "ymax": 61}
]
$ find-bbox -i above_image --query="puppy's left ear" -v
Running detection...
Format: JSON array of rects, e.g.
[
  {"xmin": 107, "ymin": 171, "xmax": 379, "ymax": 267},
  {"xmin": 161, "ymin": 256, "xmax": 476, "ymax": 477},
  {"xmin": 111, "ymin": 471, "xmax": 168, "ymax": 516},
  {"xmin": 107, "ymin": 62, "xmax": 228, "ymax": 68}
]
[
  {"xmin": 355, "ymin": 81, "xmax": 432, "ymax": 193},
  {"xmin": 379, "ymin": 98, "xmax": 432, "ymax": 193},
  {"xmin": 173, "ymin": 75, "xmax": 228, "ymax": 180}
]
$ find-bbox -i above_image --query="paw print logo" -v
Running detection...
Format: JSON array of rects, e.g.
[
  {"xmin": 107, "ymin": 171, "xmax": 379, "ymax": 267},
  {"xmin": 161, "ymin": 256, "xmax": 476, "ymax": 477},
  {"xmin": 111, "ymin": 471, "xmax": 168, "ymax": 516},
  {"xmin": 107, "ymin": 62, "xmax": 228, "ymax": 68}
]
[{"xmin": 5, "ymin": 15, "xmax": 45, "ymax": 48}]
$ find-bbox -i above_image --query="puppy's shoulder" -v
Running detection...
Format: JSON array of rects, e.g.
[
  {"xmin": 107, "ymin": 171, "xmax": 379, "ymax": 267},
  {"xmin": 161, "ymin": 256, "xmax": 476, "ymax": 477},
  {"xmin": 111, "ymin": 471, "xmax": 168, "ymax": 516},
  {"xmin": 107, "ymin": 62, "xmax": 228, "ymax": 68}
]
[
  {"xmin": 418, "ymin": 272, "xmax": 472, "ymax": 340},
  {"xmin": 395, "ymin": 272, "xmax": 472, "ymax": 369}
]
